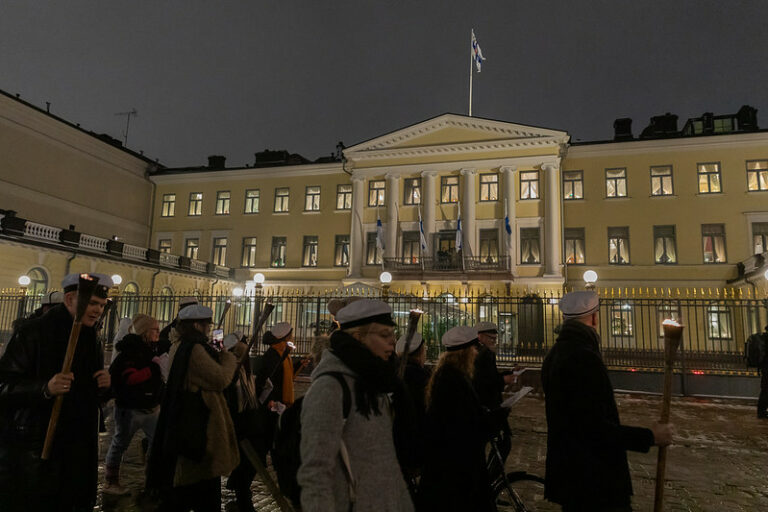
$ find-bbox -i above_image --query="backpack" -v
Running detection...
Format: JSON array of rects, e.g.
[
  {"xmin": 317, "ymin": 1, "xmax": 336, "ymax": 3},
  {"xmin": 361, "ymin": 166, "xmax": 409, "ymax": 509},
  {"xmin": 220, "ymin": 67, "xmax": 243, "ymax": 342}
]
[
  {"xmin": 745, "ymin": 332, "xmax": 767, "ymax": 368},
  {"xmin": 272, "ymin": 372, "xmax": 352, "ymax": 508}
]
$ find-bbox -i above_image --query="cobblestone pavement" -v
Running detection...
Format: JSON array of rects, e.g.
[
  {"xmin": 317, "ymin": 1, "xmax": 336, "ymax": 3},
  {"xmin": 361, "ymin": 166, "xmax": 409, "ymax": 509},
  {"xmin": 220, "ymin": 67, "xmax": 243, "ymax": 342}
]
[{"xmin": 95, "ymin": 390, "xmax": 768, "ymax": 511}]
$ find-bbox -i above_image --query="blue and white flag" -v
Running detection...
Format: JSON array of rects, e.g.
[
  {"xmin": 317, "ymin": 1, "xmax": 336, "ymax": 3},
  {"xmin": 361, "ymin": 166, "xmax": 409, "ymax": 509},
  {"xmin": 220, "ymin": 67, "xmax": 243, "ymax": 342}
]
[
  {"xmin": 455, "ymin": 202, "xmax": 463, "ymax": 252},
  {"xmin": 504, "ymin": 214, "xmax": 512, "ymax": 236},
  {"xmin": 418, "ymin": 208, "xmax": 429, "ymax": 252},
  {"xmin": 471, "ymin": 29, "xmax": 485, "ymax": 73},
  {"xmin": 376, "ymin": 216, "xmax": 385, "ymax": 250}
]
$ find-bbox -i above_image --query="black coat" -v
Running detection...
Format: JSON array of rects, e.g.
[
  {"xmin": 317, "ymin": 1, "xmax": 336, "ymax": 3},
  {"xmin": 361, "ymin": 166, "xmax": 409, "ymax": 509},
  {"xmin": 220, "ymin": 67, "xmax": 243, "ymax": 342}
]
[
  {"xmin": 541, "ymin": 320, "xmax": 654, "ymax": 508},
  {"xmin": 473, "ymin": 346, "xmax": 505, "ymax": 410},
  {"xmin": 418, "ymin": 364, "xmax": 500, "ymax": 512},
  {"xmin": 254, "ymin": 346, "xmax": 302, "ymax": 405},
  {"xmin": 110, "ymin": 333, "xmax": 163, "ymax": 410},
  {"xmin": 0, "ymin": 304, "xmax": 104, "ymax": 510}
]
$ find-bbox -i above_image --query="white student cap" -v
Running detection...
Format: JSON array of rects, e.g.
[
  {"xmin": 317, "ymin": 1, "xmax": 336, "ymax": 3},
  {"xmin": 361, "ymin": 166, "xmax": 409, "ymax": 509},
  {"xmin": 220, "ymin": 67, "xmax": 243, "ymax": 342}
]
[
  {"xmin": 335, "ymin": 299, "xmax": 396, "ymax": 329},
  {"xmin": 475, "ymin": 321, "xmax": 498, "ymax": 334},
  {"xmin": 271, "ymin": 322, "xmax": 293, "ymax": 340},
  {"xmin": 559, "ymin": 291, "xmax": 600, "ymax": 319},
  {"xmin": 396, "ymin": 332, "xmax": 424, "ymax": 355},
  {"xmin": 441, "ymin": 326, "xmax": 479, "ymax": 352},
  {"xmin": 61, "ymin": 273, "xmax": 113, "ymax": 299},
  {"xmin": 178, "ymin": 305, "xmax": 214, "ymax": 321}
]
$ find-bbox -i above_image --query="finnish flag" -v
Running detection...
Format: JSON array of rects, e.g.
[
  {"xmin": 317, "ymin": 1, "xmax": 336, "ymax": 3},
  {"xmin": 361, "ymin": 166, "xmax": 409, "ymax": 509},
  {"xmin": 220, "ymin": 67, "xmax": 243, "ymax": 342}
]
[{"xmin": 376, "ymin": 217, "xmax": 385, "ymax": 250}]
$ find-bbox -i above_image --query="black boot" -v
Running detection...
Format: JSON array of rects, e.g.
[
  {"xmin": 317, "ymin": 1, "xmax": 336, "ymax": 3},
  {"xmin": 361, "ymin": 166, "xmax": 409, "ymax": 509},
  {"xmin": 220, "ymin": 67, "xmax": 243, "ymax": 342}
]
[{"xmin": 235, "ymin": 488, "xmax": 255, "ymax": 512}]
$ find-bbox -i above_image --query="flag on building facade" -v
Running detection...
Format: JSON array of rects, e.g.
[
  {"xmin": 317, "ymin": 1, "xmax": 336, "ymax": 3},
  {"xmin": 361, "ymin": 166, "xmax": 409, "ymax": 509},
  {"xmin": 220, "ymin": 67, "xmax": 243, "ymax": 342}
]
[
  {"xmin": 471, "ymin": 29, "xmax": 485, "ymax": 73},
  {"xmin": 455, "ymin": 202, "xmax": 463, "ymax": 252},
  {"xmin": 376, "ymin": 213, "xmax": 385, "ymax": 251},
  {"xmin": 418, "ymin": 208, "xmax": 429, "ymax": 253}
]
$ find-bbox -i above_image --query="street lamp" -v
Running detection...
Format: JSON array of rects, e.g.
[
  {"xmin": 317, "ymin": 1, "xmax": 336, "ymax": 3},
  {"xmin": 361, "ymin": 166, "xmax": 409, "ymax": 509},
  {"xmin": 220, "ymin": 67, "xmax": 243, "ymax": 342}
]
[
  {"xmin": 583, "ymin": 270, "xmax": 598, "ymax": 290},
  {"xmin": 253, "ymin": 272, "xmax": 265, "ymax": 289},
  {"xmin": 17, "ymin": 275, "xmax": 30, "ymax": 320},
  {"xmin": 18, "ymin": 275, "xmax": 31, "ymax": 287},
  {"xmin": 111, "ymin": 274, "xmax": 123, "ymax": 286},
  {"xmin": 232, "ymin": 287, "xmax": 244, "ymax": 297},
  {"xmin": 379, "ymin": 271, "xmax": 392, "ymax": 299}
]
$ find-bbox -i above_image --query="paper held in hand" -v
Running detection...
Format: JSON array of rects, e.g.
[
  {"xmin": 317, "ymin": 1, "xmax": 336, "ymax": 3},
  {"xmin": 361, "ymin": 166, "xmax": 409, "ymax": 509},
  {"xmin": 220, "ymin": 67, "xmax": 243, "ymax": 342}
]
[{"xmin": 501, "ymin": 386, "xmax": 534, "ymax": 409}]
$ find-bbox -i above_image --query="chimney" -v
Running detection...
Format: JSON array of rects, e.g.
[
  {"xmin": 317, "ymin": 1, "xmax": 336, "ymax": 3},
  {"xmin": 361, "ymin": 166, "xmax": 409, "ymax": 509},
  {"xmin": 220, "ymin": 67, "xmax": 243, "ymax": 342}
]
[
  {"xmin": 737, "ymin": 105, "xmax": 758, "ymax": 131},
  {"xmin": 613, "ymin": 118, "xmax": 633, "ymax": 141},
  {"xmin": 207, "ymin": 155, "xmax": 226, "ymax": 169}
]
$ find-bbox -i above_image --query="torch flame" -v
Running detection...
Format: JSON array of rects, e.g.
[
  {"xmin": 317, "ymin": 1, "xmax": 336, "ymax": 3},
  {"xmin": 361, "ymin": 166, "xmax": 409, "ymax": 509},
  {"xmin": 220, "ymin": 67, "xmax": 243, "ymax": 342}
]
[{"xmin": 662, "ymin": 319, "xmax": 681, "ymax": 327}]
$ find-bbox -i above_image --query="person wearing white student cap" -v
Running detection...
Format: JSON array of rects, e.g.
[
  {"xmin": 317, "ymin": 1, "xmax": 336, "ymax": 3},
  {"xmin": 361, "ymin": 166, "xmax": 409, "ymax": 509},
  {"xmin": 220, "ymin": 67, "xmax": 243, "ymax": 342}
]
[
  {"xmin": 0, "ymin": 273, "xmax": 112, "ymax": 511},
  {"xmin": 297, "ymin": 299, "xmax": 414, "ymax": 512},
  {"xmin": 418, "ymin": 325, "xmax": 502, "ymax": 512},
  {"xmin": 541, "ymin": 291, "xmax": 673, "ymax": 511}
]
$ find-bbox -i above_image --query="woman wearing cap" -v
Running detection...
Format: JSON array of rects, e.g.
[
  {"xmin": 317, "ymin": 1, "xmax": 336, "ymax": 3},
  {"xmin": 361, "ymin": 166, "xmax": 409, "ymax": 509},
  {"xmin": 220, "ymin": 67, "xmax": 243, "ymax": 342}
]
[
  {"xmin": 146, "ymin": 305, "xmax": 239, "ymax": 511},
  {"xmin": 298, "ymin": 299, "xmax": 414, "ymax": 512},
  {"xmin": 104, "ymin": 314, "xmax": 164, "ymax": 495},
  {"xmin": 418, "ymin": 326, "xmax": 504, "ymax": 512}
]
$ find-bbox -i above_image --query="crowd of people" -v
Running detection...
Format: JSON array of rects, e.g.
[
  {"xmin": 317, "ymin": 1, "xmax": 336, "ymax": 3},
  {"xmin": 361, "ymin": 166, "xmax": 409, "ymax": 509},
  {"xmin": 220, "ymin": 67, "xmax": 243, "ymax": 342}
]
[{"xmin": 0, "ymin": 273, "xmax": 675, "ymax": 512}]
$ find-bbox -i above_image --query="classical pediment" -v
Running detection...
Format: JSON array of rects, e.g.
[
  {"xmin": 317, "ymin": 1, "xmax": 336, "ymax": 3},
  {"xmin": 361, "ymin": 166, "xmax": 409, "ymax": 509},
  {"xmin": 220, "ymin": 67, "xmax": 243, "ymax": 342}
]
[{"xmin": 344, "ymin": 113, "xmax": 569, "ymax": 163}]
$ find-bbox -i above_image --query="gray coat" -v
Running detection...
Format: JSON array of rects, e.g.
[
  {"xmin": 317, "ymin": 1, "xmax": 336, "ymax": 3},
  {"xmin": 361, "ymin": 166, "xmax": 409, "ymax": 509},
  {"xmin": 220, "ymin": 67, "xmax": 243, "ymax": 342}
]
[{"xmin": 297, "ymin": 350, "xmax": 414, "ymax": 512}]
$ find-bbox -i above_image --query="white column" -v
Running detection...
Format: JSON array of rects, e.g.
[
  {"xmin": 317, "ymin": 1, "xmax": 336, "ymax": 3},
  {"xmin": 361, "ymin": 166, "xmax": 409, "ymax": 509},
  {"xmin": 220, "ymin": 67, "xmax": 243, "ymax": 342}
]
[
  {"xmin": 349, "ymin": 175, "xmax": 366, "ymax": 278},
  {"xmin": 460, "ymin": 168, "xmax": 476, "ymax": 255},
  {"xmin": 542, "ymin": 163, "xmax": 562, "ymax": 277},
  {"xmin": 421, "ymin": 171, "xmax": 437, "ymax": 256},
  {"xmin": 385, "ymin": 173, "xmax": 399, "ymax": 260},
  {"xmin": 500, "ymin": 166, "xmax": 517, "ymax": 274}
]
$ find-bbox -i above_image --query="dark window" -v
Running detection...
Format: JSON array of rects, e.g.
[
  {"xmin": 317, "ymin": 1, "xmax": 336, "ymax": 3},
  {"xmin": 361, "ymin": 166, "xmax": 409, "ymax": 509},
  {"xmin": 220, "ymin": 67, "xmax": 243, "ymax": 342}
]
[
  {"xmin": 161, "ymin": 194, "xmax": 176, "ymax": 217},
  {"xmin": 702, "ymin": 224, "xmax": 727, "ymax": 263},
  {"xmin": 404, "ymin": 178, "xmax": 422, "ymax": 205},
  {"xmin": 653, "ymin": 225, "xmax": 677, "ymax": 264},
  {"xmin": 608, "ymin": 226, "xmax": 630, "ymax": 264},
  {"xmin": 564, "ymin": 228, "xmax": 585, "ymax": 264},
  {"xmin": 563, "ymin": 171, "xmax": 583, "ymax": 200},
  {"xmin": 271, "ymin": 237, "xmax": 286, "ymax": 267}
]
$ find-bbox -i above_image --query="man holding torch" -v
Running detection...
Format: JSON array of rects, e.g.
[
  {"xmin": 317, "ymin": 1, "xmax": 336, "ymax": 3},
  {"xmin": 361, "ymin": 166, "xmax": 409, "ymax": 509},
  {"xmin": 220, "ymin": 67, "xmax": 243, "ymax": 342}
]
[
  {"xmin": 0, "ymin": 273, "xmax": 113, "ymax": 512},
  {"xmin": 542, "ymin": 291, "xmax": 673, "ymax": 511}
]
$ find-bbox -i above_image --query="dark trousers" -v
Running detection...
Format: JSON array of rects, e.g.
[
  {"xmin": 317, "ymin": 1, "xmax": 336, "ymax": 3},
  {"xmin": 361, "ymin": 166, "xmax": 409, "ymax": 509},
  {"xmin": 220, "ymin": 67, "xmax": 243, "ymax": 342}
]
[
  {"xmin": 167, "ymin": 478, "xmax": 221, "ymax": 512},
  {"xmin": 758, "ymin": 368, "xmax": 768, "ymax": 417}
]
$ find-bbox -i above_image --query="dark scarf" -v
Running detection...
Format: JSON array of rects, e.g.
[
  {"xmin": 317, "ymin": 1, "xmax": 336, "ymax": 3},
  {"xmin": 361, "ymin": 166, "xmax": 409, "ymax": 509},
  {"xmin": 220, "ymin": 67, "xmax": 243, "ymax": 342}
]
[
  {"xmin": 330, "ymin": 330, "xmax": 399, "ymax": 418},
  {"xmin": 146, "ymin": 329, "xmax": 218, "ymax": 490},
  {"xmin": 557, "ymin": 319, "xmax": 602, "ymax": 354}
]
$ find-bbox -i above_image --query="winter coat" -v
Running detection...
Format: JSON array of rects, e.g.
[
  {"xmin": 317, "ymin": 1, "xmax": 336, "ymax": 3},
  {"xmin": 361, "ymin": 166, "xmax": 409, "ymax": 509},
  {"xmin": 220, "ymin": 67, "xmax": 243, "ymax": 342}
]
[
  {"xmin": 0, "ymin": 304, "xmax": 105, "ymax": 509},
  {"xmin": 297, "ymin": 350, "xmax": 414, "ymax": 512},
  {"xmin": 109, "ymin": 333, "xmax": 163, "ymax": 410},
  {"xmin": 541, "ymin": 319, "xmax": 655, "ymax": 508},
  {"xmin": 254, "ymin": 345, "xmax": 303, "ymax": 405},
  {"xmin": 473, "ymin": 346, "xmax": 505, "ymax": 410},
  {"xmin": 418, "ymin": 364, "xmax": 499, "ymax": 512},
  {"xmin": 150, "ymin": 329, "xmax": 240, "ymax": 488}
]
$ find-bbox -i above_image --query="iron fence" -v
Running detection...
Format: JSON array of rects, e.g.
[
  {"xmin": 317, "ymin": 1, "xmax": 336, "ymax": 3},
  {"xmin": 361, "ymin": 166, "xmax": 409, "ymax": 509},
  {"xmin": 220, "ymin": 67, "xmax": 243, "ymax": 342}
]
[{"xmin": 1, "ymin": 289, "xmax": 766, "ymax": 372}]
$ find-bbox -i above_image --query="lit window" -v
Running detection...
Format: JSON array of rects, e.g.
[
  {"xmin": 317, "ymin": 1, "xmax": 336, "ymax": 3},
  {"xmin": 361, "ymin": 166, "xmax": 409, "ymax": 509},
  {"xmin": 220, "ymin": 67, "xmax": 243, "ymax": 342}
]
[
  {"xmin": 520, "ymin": 227, "xmax": 540, "ymax": 264},
  {"xmin": 479, "ymin": 174, "xmax": 498, "ymax": 201},
  {"xmin": 520, "ymin": 171, "xmax": 540, "ymax": 200},
  {"xmin": 274, "ymin": 188, "xmax": 290, "ymax": 212},
  {"xmin": 747, "ymin": 160, "xmax": 768, "ymax": 191},
  {"xmin": 305, "ymin": 186, "xmax": 321, "ymax": 211},
  {"xmin": 650, "ymin": 166, "xmax": 674, "ymax": 196},
  {"xmin": 271, "ymin": 237, "xmax": 286, "ymax": 267},
  {"xmin": 653, "ymin": 225, "xmax": 677, "ymax": 264},
  {"xmin": 610, "ymin": 303, "xmax": 634, "ymax": 338},
  {"xmin": 404, "ymin": 178, "xmax": 422, "ymax": 205},
  {"xmin": 302, "ymin": 236, "xmax": 318, "ymax": 267},
  {"xmin": 368, "ymin": 180, "xmax": 386, "ymax": 207},
  {"xmin": 120, "ymin": 283, "xmax": 140, "ymax": 319},
  {"xmin": 184, "ymin": 238, "xmax": 199, "ymax": 259},
  {"xmin": 658, "ymin": 304, "xmax": 681, "ymax": 338},
  {"xmin": 244, "ymin": 189, "xmax": 260, "ymax": 214},
  {"xmin": 366, "ymin": 232, "xmax": 382, "ymax": 265},
  {"xmin": 479, "ymin": 229, "xmax": 498, "ymax": 263},
  {"xmin": 212, "ymin": 238, "xmax": 228, "ymax": 266},
  {"xmin": 242, "ymin": 237, "xmax": 257, "ymax": 267},
  {"xmin": 563, "ymin": 171, "xmax": 583, "ymax": 200},
  {"xmin": 158, "ymin": 239, "xmax": 172, "ymax": 254},
  {"xmin": 698, "ymin": 163, "xmax": 721, "ymax": 194},
  {"xmin": 753, "ymin": 222, "xmax": 768, "ymax": 254},
  {"xmin": 702, "ymin": 224, "xmax": 726, "ymax": 263},
  {"xmin": 605, "ymin": 168, "xmax": 627, "ymax": 198},
  {"xmin": 608, "ymin": 226, "xmax": 630, "ymax": 264},
  {"xmin": 402, "ymin": 231, "xmax": 420, "ymax": 264},
  {"xmin": 707, "ymin": 303, "xmax": 732, "ymax": 340},
  {"xmin": 564, "ymin": 228, "xmax": 585, "ymax": 264},
  {"xmin": 215, "ymin": 191, "xmax": 230, "ymax": 215},
  {"xmin": 158, "ymin": 287, "xmax": 173, "ymax": 322},
  {"xmin": 441, "ymin": 176, "xmax": 459, "ymax": 203},
  {"xmin": 334, "ymin": 235, "xmax": 350, "ymax": 267},
  {"xmin": 188, "ymin": 193, "xmax": 203, "ymax": 216},
  {"xmin": 336, "ymin": 184, "xmax": 352, "ymax": 210},
  {"xmin": 161, "ymin": 194, "xmax": 176, "ymax": 217}
]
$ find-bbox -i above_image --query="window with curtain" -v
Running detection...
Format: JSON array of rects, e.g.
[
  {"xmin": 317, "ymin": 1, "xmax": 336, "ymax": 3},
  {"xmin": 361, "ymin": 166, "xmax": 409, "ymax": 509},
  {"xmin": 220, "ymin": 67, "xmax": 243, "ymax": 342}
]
[
  {"xmin": 274, "ymin": 188, "xmax": 290, "ymax": 212},
  {"xmin": 707, "ymin": 302, "xmax": 732, "ymax": 340},
  {"xmin": 753, "ymin": 222, "xmax": 768, "ymax": 254},
  {"xmin": 334, "ymin": 235, "xmax": 350, "ymax": 266},
  {"xmin": 402, "ymin": 231, "xmax": 420, "ymax": 264},
  {"xmin": 368, "ymin": 180, "xmax": 386, "ymax": 207},
  {"xmin": 608, "ymin": 226, "xmax": 630, "ymax": 264},
  {"xmin": 184, "ymin": 238, "xmax": 199, "ymax": 259},
  {"xmin": 271, "ymin": 237, "xmax": 286, "ymax": 267},
  {"xmin": 653, "ymin": 225, "xmax": 677, "ymax": 264},
  {"xmin": 403, "ymin": 178, "xmax": 422, "ymax": 205},
  {"xmin": 158, "ymin": 239, "xmax": 172, "ymax": 254},
  {"xmin": 440, "ymin": 176, "xmax": 459, "ymax": 203},
  {"xmin": 697, "ymin": 163, "xmax": 722, "ymax": 194},
  {"xmin": 366, "ymin": 232, "xmax": 382, "ymax": 265},
  {"xmin": 244, "ymin": 189, "xmax": 260, "ymax": 213},
  {"xmin": 564, "ymin": 228, "xmax": 585, "ymax": 264},
  {"xmin": 520, "ymin": 171, "xmax": 540, "ymax": 200},
  {"xmin": 188, "ymin": 192, "xmax": 203, "ymax": 216},
  {"xmin": 563, "ymin": 171, "xmax": 583, "ymax": 200},
  {"xmin": 702, "ymin": 224, "xmax": 726, "ymax": 263},
  {"xmin": 650, "ymin": 166, "xmax": 674, "ymax": 196},
  {"xmin": 302, "ymin": 236, "xmax": 318, "ymax": 267},
  {"xmin": 212, "ymin": 238, "xmax": 228, "ymax": 266},
  {"xmin": 610, "ymin": 303, "xmax": 634, "ymax": 338},
  {"xmin": 479, "ymin": 174, "xmax": 498, "ymax": 201},
  {"xmin": 215, "ymin": 191, "xmax": 230, "ymax": 215},
  {"xmin": 304, "ymin": 186, "xmax": 321, "ymax": 211},
  {"xmin": 161, "ymin": 194, "xmax": 176, "ymax": 217},
  {"xmin": 605, "ymin": 168, "xmax": 627, "ymax": 198},
  {"xmin": 747, "ymin": 160, "xmax": 768, "ymax": 191},
  {"xmin": 479, "ymin": 229, "xmax": 498, "ymax": 262},
  {"xmin": 336, "ymin": 184, "xmax": 352, "ymax": 210},
  {"xmin": 241, "ymin": 237, "xmax": 257, "ymax": 267},
  {"xmin": 520, "ymin": 227, "xmax": 540, "ymax": 264}
]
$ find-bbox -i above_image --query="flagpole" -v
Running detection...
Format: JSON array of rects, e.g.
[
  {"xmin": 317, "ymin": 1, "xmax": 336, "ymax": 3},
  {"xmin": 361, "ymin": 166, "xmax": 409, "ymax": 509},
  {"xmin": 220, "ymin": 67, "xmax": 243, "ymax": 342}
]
[{"xmin": 468, "ymin": 29, "xmax": 474, "ymax": 117}]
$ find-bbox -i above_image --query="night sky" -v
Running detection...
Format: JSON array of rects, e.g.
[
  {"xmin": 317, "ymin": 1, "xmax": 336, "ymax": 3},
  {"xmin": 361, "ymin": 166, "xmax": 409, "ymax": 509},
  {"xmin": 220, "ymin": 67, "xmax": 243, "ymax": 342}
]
[{"xmin": 2, "ymin": 1, "xmax": 767, "ymax": 167}]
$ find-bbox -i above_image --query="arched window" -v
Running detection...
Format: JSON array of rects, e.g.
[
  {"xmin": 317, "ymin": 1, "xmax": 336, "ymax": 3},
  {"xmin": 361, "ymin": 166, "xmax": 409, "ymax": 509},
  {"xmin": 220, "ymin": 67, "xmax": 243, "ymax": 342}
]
[
  {"xmin": 157, "ymin": 287, "xmax": 173, "ymax": 323},
  {"xmin": 27, "ymin": 267, "xmax": 48, "ymax": 296},
  {"xmin": 120, "ymin": 282, "xmax": 140, "ymax": 319}
]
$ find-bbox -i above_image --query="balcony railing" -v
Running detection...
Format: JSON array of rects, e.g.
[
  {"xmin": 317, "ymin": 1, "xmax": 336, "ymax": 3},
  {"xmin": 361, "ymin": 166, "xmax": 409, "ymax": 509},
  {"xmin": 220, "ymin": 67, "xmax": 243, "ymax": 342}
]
[{"xmin": 384, "ymin": 255, "xmax": 510, "ymax": 273}]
